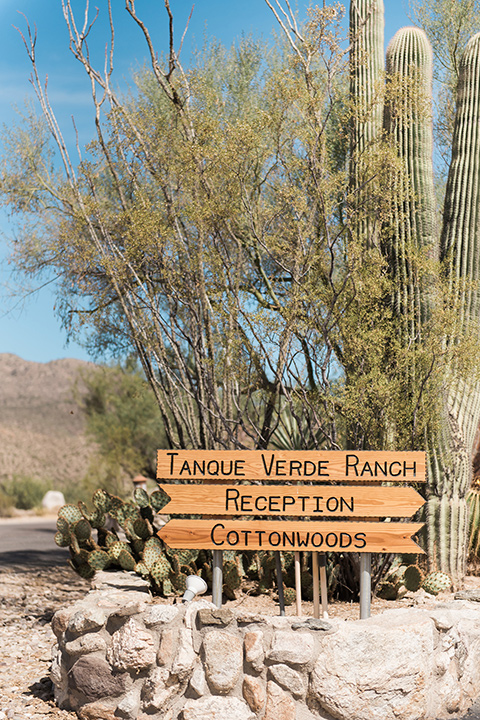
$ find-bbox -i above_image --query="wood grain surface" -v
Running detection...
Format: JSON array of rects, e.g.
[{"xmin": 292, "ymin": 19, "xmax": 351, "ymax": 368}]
[
  {"xmin": 157, "ymin": 450, "xmax": 426, "ymax": 482},
  {"xmin": 157, "ymin": 519, "xmax": 425, "ymax": 553},
  {"xmin": 158, "ymin": 483, "xmax": 425, "ymax": 518}
]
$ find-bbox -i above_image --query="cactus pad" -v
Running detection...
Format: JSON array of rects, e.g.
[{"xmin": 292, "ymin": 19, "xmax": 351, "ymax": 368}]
[
  {"xmin": 133, "ymin": 487, "xmax": 150, "ymax": 508},
  {"xmin": 73, "ymin": 518, "xmax": 91, "ymax": 541},
  {"xmin": 282, "ymin": 586, "xmax": 296, "ymax": 606},
  {"xmin": 404, "ymin": 564, "xmax": 424, "ymax": 592},
  {"xmin": 150, "ymin": 489, "xmax": 169, "ymax": 511},
  {"xmin": 117, "ymin": 548, "xmax": 136, "ymax": 571},
  {"xmin": 58, "ymin": 504, "xmax": 83, "ymax": 524},
  {"xmin": 54, "ymin": 531, "xmax": 71, "ymax": 547},
  {"xmin": 422, "ymin": 571, "xmax": 451, "ymax": 596},
  {"xmin": 88, "ymin": 550, "xmax": 111, "ymax": 571}
]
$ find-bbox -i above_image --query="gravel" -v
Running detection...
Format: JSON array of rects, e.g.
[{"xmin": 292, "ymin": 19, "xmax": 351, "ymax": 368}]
[{"xmin": 0, "ymin": 565, "xmax": 89, "ymax": 719}]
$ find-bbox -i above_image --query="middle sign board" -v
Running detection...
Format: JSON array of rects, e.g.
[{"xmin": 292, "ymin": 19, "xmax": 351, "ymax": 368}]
[{"xmin": 157, "ymin": 483, "xmax": 425, "ymax": 518}]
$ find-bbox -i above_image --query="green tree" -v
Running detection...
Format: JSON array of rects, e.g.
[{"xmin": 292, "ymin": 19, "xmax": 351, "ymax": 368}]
[
  {"xmin": 1, "ymin": 1, "xmax": 419, "ymax": 455},
  {"xmin": 80, "ymin": 362, "xmax": 167, "ymax": 496},
  {"xmin": 0, "ymin": 0, "xmax": 478, "ymax": 583}
]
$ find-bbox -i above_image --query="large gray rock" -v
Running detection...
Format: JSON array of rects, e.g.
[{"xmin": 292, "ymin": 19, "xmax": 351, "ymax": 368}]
[
  {"xmin": 92, "ymin": 570, "xmax": 150, "ymax": 592},
  {"xmin": 171, "ymin": 628, "xmax": 196, "ymax": 678},
  {"xmin": 310, "ymin": 609, "xmax": 435, "ymax": 720},
  {"xmin": 203, "ymin": 629, "xmax": 243, "ymax": 693},
  {"xmin": 157, "ymin": 627, "xmax": 196, "ymax": 679},
  {"xmin": 143, "ymin": 604, "xmax": 179, "ymax": 627},
  {"xmin": 182, "ymin": 696, "xmax": 255, "ymax": 720},
  {"xmin": 65, "ymin": 633, "xmax": 107, "ymax": 656},
  {"xmin": 116, "ymin": 687, "xmax": 141, "ymax": 719},
  {"xmin": 67, "ymin": 604, "xmax": 107, "ymax": 635},
  {"xmin": 95, "ymin": 590, "xmax": 149, "ymax": 617}
]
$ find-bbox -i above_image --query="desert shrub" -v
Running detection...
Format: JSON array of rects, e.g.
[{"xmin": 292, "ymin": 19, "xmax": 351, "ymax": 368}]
[
  {"xmin": 0, "ymin": 475, "xmax": 50, "ymax": 510},
  {"xmin": 0, "ymin": 489, "xmax": 14, "ymax": 517}
]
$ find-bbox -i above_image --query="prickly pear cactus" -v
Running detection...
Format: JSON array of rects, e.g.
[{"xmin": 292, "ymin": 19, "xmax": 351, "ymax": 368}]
[
  {"xmin": 422, "ymin": 571, "xmax": 451, "ymax": 596},
  {"xmin": 54, "ymin": 488, "xmax": 208, "ymax": 597}
]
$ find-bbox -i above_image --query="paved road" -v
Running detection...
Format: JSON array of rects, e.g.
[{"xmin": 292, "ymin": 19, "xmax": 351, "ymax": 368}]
[{"xmin": 0, "ymin": 516, "xmax": 68, "ymax": 569}]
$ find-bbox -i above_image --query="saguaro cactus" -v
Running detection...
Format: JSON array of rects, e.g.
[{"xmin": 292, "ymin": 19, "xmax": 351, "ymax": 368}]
[
  {"xmin": 428, "ymin": 32, "xmax": 480, "ymax": 579},
  {"xmin": 349, "ymin": 2, "xmax": 480, "ymax": 582},
  {"xmin": 349, "ymin": 0, "xmax": 385, "ymax": 248},
  {"xmin": 383, "ymin": 27, "xmax": 437, "ymax": 335}
]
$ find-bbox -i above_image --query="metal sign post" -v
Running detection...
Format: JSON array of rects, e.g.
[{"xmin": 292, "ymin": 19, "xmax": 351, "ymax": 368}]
[
  {"xmin": 360, "ymin": 552, "xmax": 372, "ymax": 619},
  {"xmin": 212, "ymin": 549, "xmax": 223, "ymax": 608}
]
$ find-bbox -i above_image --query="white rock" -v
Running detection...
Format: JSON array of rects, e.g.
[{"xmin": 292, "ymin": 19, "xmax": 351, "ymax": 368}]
[
  {"xmin": 268, "ymin": 630, "xmax": 316, "ymax": 667},
  {"xmin": 50, "ymin": 644, "xmax": 69, "ymax": 708},
  {"xmin": 143, "ymin": 604, "xmax": 179, "ymax": 627},
  {"xmin": 95, "ymin": 590, "xmax": 148, "ymax": 617},
  {"xmin": 182, "ymin": 696, "xmax": 255, "ymax": 720},
  {"xmin": 142, "ymin": 667, "xmax": 176, "ymax": 711},
  {"xmin": 116, "ymin": 687, "xmax": 141, "ymax": 719},
  {"xmin": 269, "ymin": 663, "xmax": 305, "ymax": 698},
  {"xmin": 185, "ymin": 599, "xmax": 216, "ymax": 629},
  {"xmin": 107, "ymin": 617, "xmax": 156, "ymax": 671},
  {"xmin": 92, "ymin": 570, "xmax": 150, "ymax": 592},
  {"xmin": 68, "ymin": 604, "xmax": 107, "ymax": 635},
  {"xmin": 171, "ymin": 628, "xmax": 196, "ymax": 679},
  {"xmin": 264, "ymin": 681, "xmax": 296, "ymax": 720},
  {"xmin": 310, "ymin": 609, "xmax": 435, "ymax": 720},
  {"xmin": 244, "ymin": 630, "xmax": 265, "ymax": 672},
  {"xmin": 65, "ymin": 633, "xmax": 107, "ymax": 656},
  {"xmin": 42, "ymin": 490, "xmax": 65, "ymax": 510},
  {"xmin": 190, "ymin": 665, "xmax": 207, "ymax": 697},
  {"xmin": 203, "ymin": 629, "xmax": 243, "ymax": 693}
]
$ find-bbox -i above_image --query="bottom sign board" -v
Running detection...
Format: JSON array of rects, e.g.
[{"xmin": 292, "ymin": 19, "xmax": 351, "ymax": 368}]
[{"xmin": 157, "ymin": 519, "xmax": 424, "ymax": 553}]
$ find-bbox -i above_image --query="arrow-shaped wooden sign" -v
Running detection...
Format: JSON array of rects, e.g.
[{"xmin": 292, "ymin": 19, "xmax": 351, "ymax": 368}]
[
  {"xmin": 157, "ymin": 519, "xmax": 425, "ymax": 554},
  {"xmin": 158, "ymin": 484, "xmax": 425, "ymax": 518}
]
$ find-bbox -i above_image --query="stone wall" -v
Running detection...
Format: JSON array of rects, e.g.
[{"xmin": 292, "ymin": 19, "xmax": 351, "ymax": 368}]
[{"xmin": 50, "ymin": 572, "xmax": 480, "ymax": 720}]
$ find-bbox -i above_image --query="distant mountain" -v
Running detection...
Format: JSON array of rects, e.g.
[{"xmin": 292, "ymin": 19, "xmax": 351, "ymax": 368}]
[{"xmin": 0, "ymin": 354, "xmax": 97, "ymax": 487}]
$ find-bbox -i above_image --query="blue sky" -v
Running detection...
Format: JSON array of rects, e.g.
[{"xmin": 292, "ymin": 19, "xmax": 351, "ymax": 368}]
[{"xmin": 0, "ymin": 0, "xmax": 412, "ymax": 363}]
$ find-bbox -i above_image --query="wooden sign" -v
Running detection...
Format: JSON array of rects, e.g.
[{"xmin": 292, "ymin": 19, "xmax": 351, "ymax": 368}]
[
  {"xmin": 157, "ymin": 450, "xmax": 426, "ymax": 482},
  {"xmin": 157, "ymin": 519, "xmax": 424, "ymax": 553},
  {"xmin": 158, "ymin": 484, "xmax": 425, "ymax": 518}
]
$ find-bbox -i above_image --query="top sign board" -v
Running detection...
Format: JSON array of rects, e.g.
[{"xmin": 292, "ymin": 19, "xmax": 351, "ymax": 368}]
[{"xmin": 157, "ymin": 450, "xmax": 426, "ymax": 483}]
